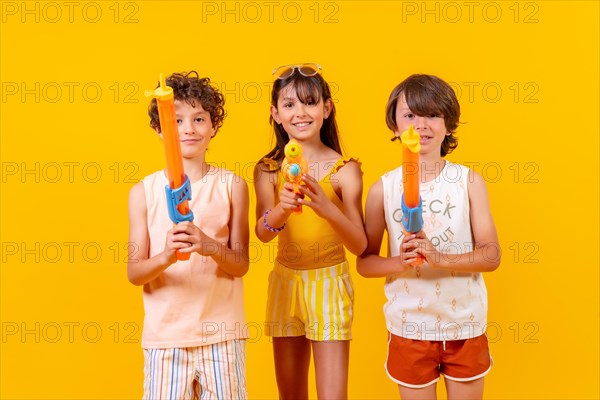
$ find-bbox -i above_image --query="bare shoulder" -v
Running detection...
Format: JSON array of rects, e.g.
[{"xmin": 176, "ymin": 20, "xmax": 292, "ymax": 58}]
[
  {"xmin": 334, "ymin": 158, "xmax": 363, "ymax": 182},
  {"xmin": 368, "ymin": 178, "xmax": 384, "ymax": 197},
  {"xmin": 128, "ymin": 182, "xmax": 146, "ymax": 206},
  {"xmin": 230, "ymin": 172, "xmax": 249, "ymax": 198},
  {"xmin": 467, "ymin": 169, "xmax": 489, "ymax": 196},
  {"xmin": 128, "ymin": 182, "xmax": 147, "ymax": 226},
  {"xmin": 254, "ymin": 160, "xmax": 278, "ymax": 185}
]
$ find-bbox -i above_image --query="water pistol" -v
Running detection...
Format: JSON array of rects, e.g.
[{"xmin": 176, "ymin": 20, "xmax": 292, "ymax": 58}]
[
  {"xmin": 401, "ymin": 125, "xmax": 424, "ymax": 266},
  {"xmin": 281, "ymin": 139, "xmax": 308, "ymax": 214},
  {"xmin": 145, "ymin": 73, "xmax": 194, "ymax": 261}
]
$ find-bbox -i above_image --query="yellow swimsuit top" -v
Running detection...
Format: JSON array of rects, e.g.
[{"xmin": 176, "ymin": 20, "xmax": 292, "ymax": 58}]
[{"xmin": 262, "ymin": 156, "xmax": 359, "ymax": 270}]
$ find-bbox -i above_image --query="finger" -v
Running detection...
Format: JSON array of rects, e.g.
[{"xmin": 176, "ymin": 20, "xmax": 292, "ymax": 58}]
[
  {"xmin": 300, "ymin": 175, "xmax": 322, "ymax": 193},
  {"xmin": 169, "ymin": 241, "xmax": 189, "ymax": 250},
  {"xmin": 301, "ymin": 173, "xmax": 317, "ymax": 185},
  {"xmin": 171, "ymin": 233, "xmax": 191, "ymax": 243},
  {"xmin": 282, "ymin": 182, "xmax": 295, "ymax": 191},
  {"xmin": 414, "ymin": 230, "xmax": 427, "ymax": 239},
  {"xmin": 178, "ymin": 245, "xmax": 196, "ymax": 253},
  {"xmin": 298, "ymin": 185, "xmax": 316, "ymax": 199},
  {"xmin": 172, "ymin": 224, "xmax": 191, "ymax": 234},
  {"xmin": 402, "ymin": 239, "xmax": 418, "ymax": 249},
  {"xmin": 403, "ymin": 257, "xmax": 417, "ymax": 266},
  {"xmin": 297, "ymin": 197, "xmax": 312, "ymax": 208},
  {"xmin": 402, "ymin": 234, "xmax": 416, "ymax": 243}
]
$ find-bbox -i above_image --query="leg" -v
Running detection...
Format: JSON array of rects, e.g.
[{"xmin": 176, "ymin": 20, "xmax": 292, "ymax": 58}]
[
  {"xmin": 196, "ymin": 340, "xmax": 248, "ymax": 400},
  {"xmin": 312, "ymin": 340, "xmax": 349, "ymax": 400},
  {"xmin": 445, "ymin": 377, "xmax": 484, "ymax": 400},
  {"xmin": 398, "ymin": 384, "xmax": 437, "ymax": 400},
  {"xmin": 273, "ymin": 336, "xmax": 311, "ymax": 400},
  {"xmin": 143, "ymin": 348, "xmax": 196, "ymax": 400}
]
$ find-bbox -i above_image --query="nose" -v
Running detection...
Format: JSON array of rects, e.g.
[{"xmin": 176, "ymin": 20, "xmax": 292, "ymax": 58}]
[
  {"xmin": 294, "ymin": 102, "xmax": 307, "ymax": 116},
  {"xmin": 180, "ymin": 119, "xmax": 194, "ymax": 135},
  {"xmin": 413, "ymin": 115, "xmax": 428, "ymax": 131}
]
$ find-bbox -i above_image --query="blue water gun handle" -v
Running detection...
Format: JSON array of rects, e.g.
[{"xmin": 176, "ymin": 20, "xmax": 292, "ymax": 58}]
[
  {"xmin": 165, "ymin": 175, "xmax": 194, "ymax": 223},
  {"xmin": 401, "ymin": 194, "xmax": 423, "ymax": 233}
]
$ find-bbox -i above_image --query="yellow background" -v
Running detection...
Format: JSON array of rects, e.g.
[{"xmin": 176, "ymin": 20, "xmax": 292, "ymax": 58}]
[{"xmin": 1, "ymin": 1, "xmax": 598, "ymax": 398}]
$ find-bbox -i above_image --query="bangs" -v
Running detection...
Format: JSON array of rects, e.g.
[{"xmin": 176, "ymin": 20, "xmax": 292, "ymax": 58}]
[
  {"xmin": 404, "ymin": 84, "xmax": 446, "ymax": 117},
  {"xmin": 288, "ymin": 74, "xmax": 324, "ymax": 105}
]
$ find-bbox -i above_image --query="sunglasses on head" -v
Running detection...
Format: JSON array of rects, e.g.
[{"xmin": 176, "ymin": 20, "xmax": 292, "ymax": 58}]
[{"xmin": 272, "ymin": 63, "xmax": 322, "ymax": 80}]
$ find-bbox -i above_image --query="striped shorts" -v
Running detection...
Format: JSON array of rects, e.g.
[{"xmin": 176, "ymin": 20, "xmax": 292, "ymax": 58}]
[
  {"xmin": 265, "ymin": 260, "xmax": 354, "ymax": 341},
  {"xmin": 143, "ymin": 339, "xmax": 247, "ymax": 400}
]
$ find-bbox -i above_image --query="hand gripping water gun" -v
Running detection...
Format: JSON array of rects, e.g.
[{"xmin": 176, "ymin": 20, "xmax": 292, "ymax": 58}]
[
  {"xmin": 281, "ymin": 139, "xmax": 308, "ymax": 214},
  {"xmin": 145, "ymin": 73, "xmax": 194, "ymax": 261},
  {"xmin": 401, "ymin": 125, "xmax": 424, "ymax": 266}
]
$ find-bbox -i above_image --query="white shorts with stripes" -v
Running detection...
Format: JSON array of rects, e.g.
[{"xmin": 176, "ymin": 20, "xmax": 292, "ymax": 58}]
[{"xmin": 143, "ymin": 339, "xmax": 247, "ymax": 400}]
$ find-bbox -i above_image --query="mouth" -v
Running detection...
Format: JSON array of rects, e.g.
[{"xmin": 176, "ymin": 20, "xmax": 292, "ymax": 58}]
[
  {"xmin": 419, "ymin": 135, "xmax": 433, "ymax": 143},
  {"xmin": 181, "ymin": 138, "xmax": 200, "ymax": 143},
  {"xmin": 293, "ymin": 121, "xmax": 312, "ymax": 127}
]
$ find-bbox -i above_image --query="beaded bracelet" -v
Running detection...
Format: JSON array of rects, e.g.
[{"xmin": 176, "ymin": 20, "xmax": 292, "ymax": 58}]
[{"xmin": 263, "ymin": 208, "xmax": 286, "ymax": 233}]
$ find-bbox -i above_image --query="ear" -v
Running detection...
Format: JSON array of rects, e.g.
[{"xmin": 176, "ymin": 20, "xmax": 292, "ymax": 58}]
[
  {"xmin": 270, "ymin": 105, "xmax": 281, "ymax": 124},
  {"xmin": 323, "ymin": 98, "xmax": 333, "ymax": 119},
  {"xmin": 211, "ymin": 127, "xmax": 217, "ymax": 138}
]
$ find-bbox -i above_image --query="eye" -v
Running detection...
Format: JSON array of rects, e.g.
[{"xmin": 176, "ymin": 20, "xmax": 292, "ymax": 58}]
[
  {"xmin": 405, "ymin": 113, "xmax": 414, "ymax": 119},
  {"xmin": 195, "ymin": 117, "xmax": 205, "ymax": 123},
  {"xmin": 283, "ymin": 102, "xmax": 294, "ymax": 108},
  {"xmin": 176, "ymin": 118, "xmax": 183, "ymax": 124}
]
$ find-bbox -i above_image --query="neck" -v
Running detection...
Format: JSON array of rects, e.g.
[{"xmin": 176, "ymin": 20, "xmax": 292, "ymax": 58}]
[
  {"xmin": 182, "ymin": 156, "xmax": 210, "ymax": 182},
  {"xmin": 294, "ymin": 137, "xmax": 331, "ymax": 162},
  {"xmin": 419, "ymin": 152, "xmax": 446, "ymax": 183}
]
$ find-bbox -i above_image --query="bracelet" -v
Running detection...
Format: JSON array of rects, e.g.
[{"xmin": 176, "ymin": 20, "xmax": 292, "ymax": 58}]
[{"xmin": 263, "ymin": 209, "xmax": 286, "ymax": 233}]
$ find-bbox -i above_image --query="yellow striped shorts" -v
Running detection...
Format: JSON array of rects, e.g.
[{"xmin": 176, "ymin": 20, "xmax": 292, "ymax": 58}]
[{"xmin": 265, "ymin": 260, "xmax": 354, "ymax": 341}]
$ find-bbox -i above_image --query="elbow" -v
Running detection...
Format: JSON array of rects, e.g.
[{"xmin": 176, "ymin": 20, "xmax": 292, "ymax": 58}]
[
  {"xmin": 254, "ymin": 226, "xmax": 273, "ymax": 243},
  {"xmin": 233, "ymin": 261, "xmax": 250, "ymax": 278},
  {"xmin": 348, "ymin": 236, "xmax": 368, "ymax": 257},
  {"xmin": 127, "ymin": 271, "xmax": 145, "ymax": 286},
  {"xmin": 488, "ymin": 255, "xmax": 501, "ymax": 272},
  {"xmin": 356, "ymin": 256, "xmax": 371, "ymax": 278},
  {"xmin": 357, "ymin": 237, "xmax": 368, "ymax": 257},
  {"xmin": 485, "ymin": 244, "xmax": 501, "ymax": 272}
]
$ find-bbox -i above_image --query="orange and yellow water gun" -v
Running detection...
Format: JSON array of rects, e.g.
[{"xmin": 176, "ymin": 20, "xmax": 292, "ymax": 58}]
[
  {"xmin": 145, "ymin": 73, "xmax": 194, "ymax": 261},
  {"xmin": 281, "ymin": 139, "xmax": 308, "ymax": 214},
  {"xmin": 401, "ymin": 125, "xmax": 424, "ymax": 266}
]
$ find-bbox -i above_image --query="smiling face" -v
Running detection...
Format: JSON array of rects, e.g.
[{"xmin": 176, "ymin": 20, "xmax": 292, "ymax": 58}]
[
  {"xmin": 171, "ymin": 99, "xmax": 215, "ymax": 158},
  {"xmin": 270, "ymin": 83, "xmax": 332, "ymax": 142},
  {"xmin": 394, "ymin": 94, "xmax": 448, "ymax": 155}
]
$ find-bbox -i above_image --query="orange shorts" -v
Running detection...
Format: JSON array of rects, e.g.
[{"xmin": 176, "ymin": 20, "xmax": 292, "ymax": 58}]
[{"xmin": 385, "ymin": 332, "xmax": 492, "ymax": 388}]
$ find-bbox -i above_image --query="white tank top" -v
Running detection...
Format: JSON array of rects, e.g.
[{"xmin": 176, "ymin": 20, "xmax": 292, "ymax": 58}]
[{"xmin": 381, "ymin": 161, "xmax": 488, "ymax": 341}]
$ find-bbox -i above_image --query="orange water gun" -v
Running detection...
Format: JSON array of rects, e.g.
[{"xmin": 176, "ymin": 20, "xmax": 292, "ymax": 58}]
[
  {"xmin": 281, "ymin": 139, "xmax": 308, "ymax": 214},
  {"xmin": 401, "ymin": 125, "xmax": 424, "ymax": 266},
  {"xmin": 145, "ymin": 73, "xmax": 194, "ymax": 261}
]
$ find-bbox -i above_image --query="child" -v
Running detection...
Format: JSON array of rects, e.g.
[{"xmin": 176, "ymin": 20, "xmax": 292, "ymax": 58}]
[
  {"xmin": 127, "ymin": 71, "xmax": 249, "ymax": 399},
  {"xmin": 254, "ymin": 63, "xmax": 367, "ymax": 399},
  {"xmin": 357, "ymin": 74, "xmax": 500, "ymax": 400}
]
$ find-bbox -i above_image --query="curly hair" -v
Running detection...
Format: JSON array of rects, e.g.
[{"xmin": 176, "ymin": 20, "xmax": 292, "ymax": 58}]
[
  {"xmin": 386, "ymin": 74, "xmax": 460, "ymax": 157},
  {"xmin": 148, "ymin": 71, "xmax": 226, "ymax": 136}
]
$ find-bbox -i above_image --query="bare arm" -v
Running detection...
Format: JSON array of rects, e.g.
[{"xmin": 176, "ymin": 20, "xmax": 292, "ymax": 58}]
[
  {"xmin": 126, "ymin": 183, "xmax": 184, "ymax": 286},
  {"xmin": 357, "ymin": 179, "xmax": 417, "ymax": 278},
  {"xmin": 414, "ymin": 171, "xmax": 500, "ymax": 272},
  {"xmin": 299, "ymin": 161, "xmax": 367, "ymax": 256},
  {"xmin": 253, "ymin": 163, "xmax": 300, "ymax": 243}
]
